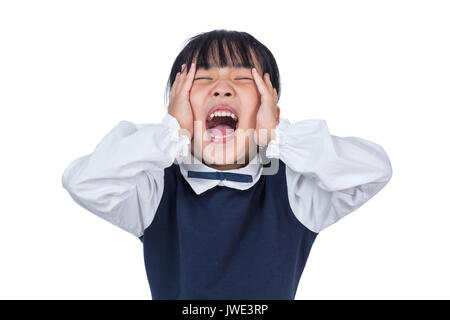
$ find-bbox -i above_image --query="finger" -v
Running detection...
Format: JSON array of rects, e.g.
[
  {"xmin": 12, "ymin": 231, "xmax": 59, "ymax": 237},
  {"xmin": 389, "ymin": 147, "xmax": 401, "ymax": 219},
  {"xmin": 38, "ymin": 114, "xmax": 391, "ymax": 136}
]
[
  {"xmin": 171, "ymin": 71, "xmax": 182, "ymax": 97},
  {"xmin": 264, "ymin": 74, "xmax": 277, "ymax": 102},
  {"xmin": 179, "ymin": 63, "xmax": 188, "ymax": 81},
  {"xmin": 264, "ymin": 73, "xmax": 274, "ymax": 92},
  {"xmin": 182, "ymin": 62, "xmax": 196, "ymax": 93},
  {"xmin": 173, "ymin": 63, "xmax": 187, "ymax": 94},
  {"xmin": 252, "ymin": 68, "xmax": 270, "ymax": 98}
]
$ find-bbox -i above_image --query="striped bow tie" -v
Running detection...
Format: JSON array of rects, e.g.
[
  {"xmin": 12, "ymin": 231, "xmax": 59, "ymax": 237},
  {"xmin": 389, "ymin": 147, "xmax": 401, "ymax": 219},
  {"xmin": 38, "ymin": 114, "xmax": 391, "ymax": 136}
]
[{"xmin": 187, "ymin": 170, "xmax": 253, "ymax": 183}]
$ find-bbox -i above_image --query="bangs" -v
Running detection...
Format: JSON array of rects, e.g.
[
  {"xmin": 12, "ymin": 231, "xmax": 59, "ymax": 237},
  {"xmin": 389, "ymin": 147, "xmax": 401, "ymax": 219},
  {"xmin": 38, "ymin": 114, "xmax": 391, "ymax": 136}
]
[
  {"xmin": 165, "ymin": 29, "xmax": 280, "ymax": 106},
  {"xmin": 191, "ymin": 37, "xmax": 260, "ymax": 71}
]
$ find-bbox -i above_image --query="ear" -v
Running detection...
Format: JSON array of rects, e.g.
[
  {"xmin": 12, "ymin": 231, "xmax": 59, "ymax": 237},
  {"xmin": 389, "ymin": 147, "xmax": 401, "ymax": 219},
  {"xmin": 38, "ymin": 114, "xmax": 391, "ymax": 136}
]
[{"xmin": 276, "ymin": 105, "xmax": 280, "ymax": 124}]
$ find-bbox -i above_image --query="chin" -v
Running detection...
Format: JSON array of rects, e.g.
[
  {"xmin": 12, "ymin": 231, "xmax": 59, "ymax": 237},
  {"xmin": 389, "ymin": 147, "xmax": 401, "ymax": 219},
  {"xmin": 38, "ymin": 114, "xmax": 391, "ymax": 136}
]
[
  {"xmin": 201, "ymin": 142, "xmax": 240, "ymax": 165},
  {"xmin": 204, "ymin": 144, "xmax": 257, "ymax": 168}
]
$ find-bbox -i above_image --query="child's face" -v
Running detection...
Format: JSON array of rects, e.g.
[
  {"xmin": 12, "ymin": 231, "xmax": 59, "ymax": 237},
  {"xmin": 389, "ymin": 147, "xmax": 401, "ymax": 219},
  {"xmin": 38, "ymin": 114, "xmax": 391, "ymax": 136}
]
[{"xmin": 189, "ymin": 65, "xmax": 263, "ymax": 167}]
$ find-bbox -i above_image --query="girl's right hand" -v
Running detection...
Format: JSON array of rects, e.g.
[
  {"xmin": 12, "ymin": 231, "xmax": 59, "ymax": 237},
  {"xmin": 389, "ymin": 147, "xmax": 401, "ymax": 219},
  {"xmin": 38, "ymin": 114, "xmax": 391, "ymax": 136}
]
[{"xmin": 168, "ymin": 62, "xmax": 196, "ymax": 139}]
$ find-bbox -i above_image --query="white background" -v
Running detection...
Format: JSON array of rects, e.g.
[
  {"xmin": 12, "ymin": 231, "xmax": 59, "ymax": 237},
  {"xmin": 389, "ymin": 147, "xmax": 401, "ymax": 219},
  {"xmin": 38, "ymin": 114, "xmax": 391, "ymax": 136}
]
[{"xmin": 1, "ymin": 0, "xmax": 449, "ymax": 299}]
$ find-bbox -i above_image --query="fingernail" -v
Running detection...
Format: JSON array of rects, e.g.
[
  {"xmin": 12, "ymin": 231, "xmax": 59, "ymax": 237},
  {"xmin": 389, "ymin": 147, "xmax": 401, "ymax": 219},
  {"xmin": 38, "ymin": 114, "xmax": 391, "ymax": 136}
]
[{"xmin": 181, "ymin": 64, "xmax": 186, "ymax": 71}]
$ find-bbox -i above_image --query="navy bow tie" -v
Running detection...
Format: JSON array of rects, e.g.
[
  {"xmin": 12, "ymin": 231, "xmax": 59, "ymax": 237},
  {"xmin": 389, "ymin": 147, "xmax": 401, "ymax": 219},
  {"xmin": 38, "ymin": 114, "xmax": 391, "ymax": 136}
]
[{"xmin": 187, "ymin": 170, "xmax": 253, "ymax": 183}]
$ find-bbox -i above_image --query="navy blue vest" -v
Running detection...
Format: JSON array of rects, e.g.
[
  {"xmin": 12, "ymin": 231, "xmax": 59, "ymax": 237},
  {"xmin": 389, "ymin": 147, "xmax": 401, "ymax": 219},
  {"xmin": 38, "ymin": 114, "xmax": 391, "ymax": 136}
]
[{"xmin": 140, "ymin": 160, "xmax": 318, "ymax": 300}]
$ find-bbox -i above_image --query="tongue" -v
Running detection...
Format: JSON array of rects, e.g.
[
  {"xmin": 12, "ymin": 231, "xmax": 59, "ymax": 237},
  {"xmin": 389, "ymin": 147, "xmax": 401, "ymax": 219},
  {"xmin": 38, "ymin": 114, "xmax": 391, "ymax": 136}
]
[{"xmin": 207, "ymin": 124, "xmax": 235, "ymax": 136}]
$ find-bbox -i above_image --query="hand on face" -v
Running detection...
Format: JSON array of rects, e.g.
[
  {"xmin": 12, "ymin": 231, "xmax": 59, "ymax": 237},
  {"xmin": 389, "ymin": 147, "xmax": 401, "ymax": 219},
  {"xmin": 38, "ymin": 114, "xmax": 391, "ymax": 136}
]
[
  {"xmin": 167, "ymin": 62, "xmax": 197, "ymax": 139},
  {"xmin": 251, "ymin": 67, "xmax": 280, "ymax": 147},
  {"xmin": 168, "ymin": 63, "xmax": 278, "ymax": 157}
]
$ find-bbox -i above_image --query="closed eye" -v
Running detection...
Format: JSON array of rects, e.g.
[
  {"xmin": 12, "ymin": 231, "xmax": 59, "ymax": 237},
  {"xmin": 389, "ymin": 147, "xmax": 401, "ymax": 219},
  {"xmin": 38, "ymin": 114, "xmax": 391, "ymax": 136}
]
[{"xmin": 194, "ymin": 77, "xmax": 253, "ymax": 80}]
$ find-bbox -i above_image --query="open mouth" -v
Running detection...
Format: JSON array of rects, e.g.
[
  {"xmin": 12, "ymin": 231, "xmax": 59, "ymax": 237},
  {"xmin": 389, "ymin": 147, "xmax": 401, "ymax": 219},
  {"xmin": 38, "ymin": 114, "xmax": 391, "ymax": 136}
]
[{"xmin": 205, "ymin": 110, "xmax": 239, "ymax": 142}]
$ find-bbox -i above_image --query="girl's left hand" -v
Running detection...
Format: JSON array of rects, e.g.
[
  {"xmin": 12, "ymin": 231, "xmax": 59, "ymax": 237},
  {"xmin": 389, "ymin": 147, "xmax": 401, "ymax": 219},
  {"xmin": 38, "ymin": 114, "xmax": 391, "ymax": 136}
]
[{"xmin": 252, "ymin": 67, "xmax": 280, "ymax": 146}]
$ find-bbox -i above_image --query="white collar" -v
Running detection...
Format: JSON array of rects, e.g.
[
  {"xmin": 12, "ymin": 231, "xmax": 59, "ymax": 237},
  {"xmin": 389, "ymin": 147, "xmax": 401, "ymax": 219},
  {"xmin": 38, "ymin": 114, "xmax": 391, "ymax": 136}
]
[{"xmin": 176, "ymin": 151, "xmax": 264, "ymax": 195}]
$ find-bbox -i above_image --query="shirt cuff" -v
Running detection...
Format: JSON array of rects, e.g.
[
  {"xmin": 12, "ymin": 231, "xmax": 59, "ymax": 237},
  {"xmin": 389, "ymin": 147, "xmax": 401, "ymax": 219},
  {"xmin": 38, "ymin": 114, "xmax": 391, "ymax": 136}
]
[
  {"xmin": 265, "ymin": 118, "xmax": 290, "ymax": 159},
  {"xmin": 162, "ymin": 113, "xmax": 191, "ymax": 161}
]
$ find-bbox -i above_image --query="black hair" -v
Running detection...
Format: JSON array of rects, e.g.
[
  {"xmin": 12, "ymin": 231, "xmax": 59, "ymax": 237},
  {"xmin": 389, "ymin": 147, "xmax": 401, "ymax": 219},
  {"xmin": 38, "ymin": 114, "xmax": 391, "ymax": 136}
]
[{"xmin": 164, "ymin": 29, "xmax": 280, "ymax": 106}]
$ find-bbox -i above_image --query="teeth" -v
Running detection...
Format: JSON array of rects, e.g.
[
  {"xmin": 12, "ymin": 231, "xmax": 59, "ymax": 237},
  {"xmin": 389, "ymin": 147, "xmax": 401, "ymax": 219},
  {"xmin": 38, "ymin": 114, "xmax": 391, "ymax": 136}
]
[{"xmin": 208, "ymin": 110, "xmax": 238, "ymax": 121}]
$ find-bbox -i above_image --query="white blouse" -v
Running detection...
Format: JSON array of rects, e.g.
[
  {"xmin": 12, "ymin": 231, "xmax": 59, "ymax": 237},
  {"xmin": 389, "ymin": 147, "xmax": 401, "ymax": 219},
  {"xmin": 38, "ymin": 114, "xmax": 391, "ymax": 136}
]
[{"xmin": 62, "ymin": 114, "xmax": 393, "ymax": 237}]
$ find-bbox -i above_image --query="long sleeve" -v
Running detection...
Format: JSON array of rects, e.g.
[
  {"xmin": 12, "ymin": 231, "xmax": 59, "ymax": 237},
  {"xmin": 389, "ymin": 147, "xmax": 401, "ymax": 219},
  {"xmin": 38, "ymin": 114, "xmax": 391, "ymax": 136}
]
[
  {"xmin": 265, "ymin": 117, "xmax": 393, "ymax": 233},
  {"xmin": 61, "ymin": 113, "xmax": 191, "ymax": 237}
]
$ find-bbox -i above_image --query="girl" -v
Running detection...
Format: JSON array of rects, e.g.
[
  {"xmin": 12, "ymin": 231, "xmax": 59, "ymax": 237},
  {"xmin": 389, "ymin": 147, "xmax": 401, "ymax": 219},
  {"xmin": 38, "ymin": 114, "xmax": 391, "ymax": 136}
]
[{"xmin": 62, "ymin": 29, "xmax": 393, "ymax": 299}]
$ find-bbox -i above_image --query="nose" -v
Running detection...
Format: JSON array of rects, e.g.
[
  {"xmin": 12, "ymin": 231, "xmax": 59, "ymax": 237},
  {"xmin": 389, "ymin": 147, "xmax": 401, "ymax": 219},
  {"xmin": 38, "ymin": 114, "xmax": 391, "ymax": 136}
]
[{"xmin": 212, "ymin": 80, "xmax": 234, "ymax": 97}]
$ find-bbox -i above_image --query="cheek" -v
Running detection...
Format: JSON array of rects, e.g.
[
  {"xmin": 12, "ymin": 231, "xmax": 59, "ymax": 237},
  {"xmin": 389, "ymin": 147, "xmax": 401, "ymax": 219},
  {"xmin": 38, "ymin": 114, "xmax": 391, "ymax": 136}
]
[
  {"xmin": 189, "ymin": 86, "xmax": 206, "ymax": 120},
  {"xmin": 244, "ymin": 86, "xmax": 260, "ymax": 109},
  {"xmin": 239, "ymin": 88, "xmax": 260, "ymax": 124}
]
